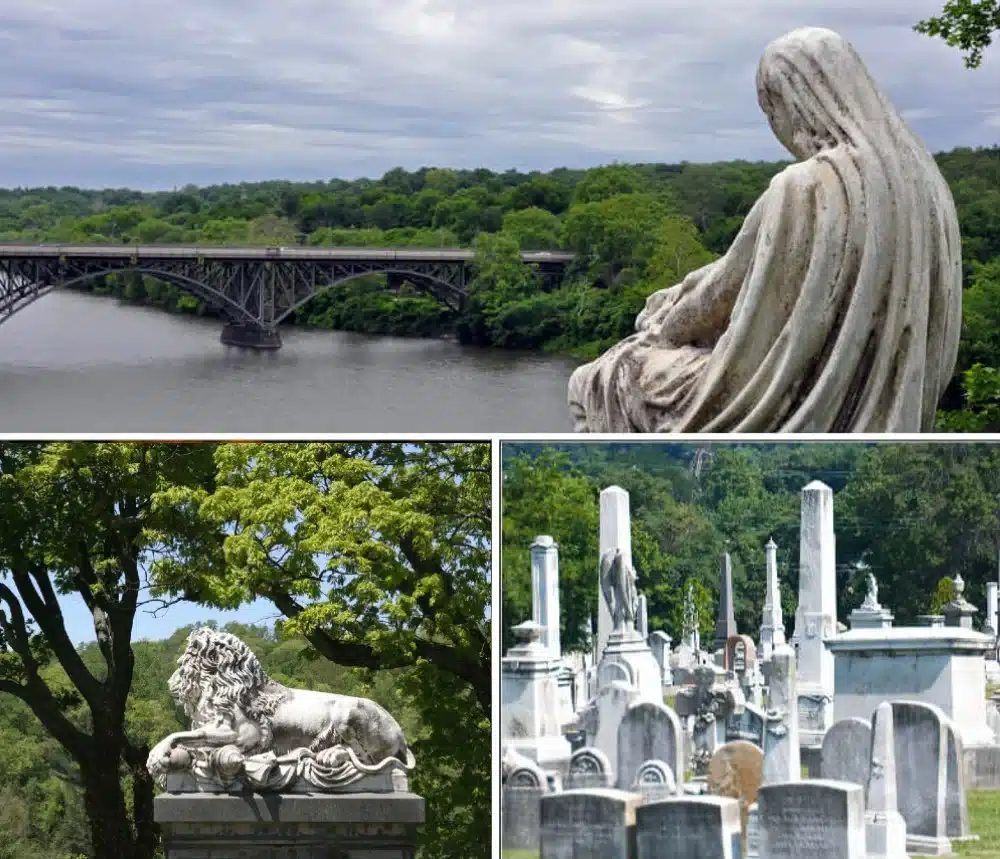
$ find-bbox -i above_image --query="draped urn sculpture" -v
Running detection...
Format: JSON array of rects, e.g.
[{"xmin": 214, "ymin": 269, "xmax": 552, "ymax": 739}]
[
  {"xmin": 568, "ymin": 27, "xmax": 962, "ymax": 433},
  {"xmin": 147, "ymin": 627, "xmax": 416, "ymax": 793}
]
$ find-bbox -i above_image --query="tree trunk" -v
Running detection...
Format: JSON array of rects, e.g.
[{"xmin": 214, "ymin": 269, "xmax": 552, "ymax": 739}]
[
  {"xmin": 126, "ymin": 742, "xmax": 158, "ymax": 859},
  {"xmin": 80, "ymin": 755, "xmax": 135, "ymax": 859}
]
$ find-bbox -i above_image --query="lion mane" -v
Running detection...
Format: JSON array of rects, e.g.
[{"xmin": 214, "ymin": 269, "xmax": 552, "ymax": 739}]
[{"xmin": 168, "ymin": 628, "xmax": 287, "ymax": 753}]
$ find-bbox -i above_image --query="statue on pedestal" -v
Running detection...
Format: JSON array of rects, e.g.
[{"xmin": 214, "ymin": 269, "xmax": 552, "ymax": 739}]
[
  {"xmin": 146, "ymin": 628, "xmax": 415, "ymax": 792},
  {"xmin": 600, "ymin": 548, "xmax": 638, "ymax": 632}
]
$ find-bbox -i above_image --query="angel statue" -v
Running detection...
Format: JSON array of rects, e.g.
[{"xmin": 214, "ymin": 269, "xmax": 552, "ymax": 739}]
[
  {"xmin": 600, "ymin": 547, "xmax": 639, "ymax": 631},
  {"xmin": 568, "ymin": 27, "xmax": 961, "ymax": 433}
]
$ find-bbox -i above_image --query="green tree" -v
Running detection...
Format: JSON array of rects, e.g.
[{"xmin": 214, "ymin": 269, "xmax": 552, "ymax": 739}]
[
  {"xmin": 915, "ymin": 0, "xmax": 1000, "ymax": 67},
  {"xmin": 930, "ymin": 576, "xmax": 956, "ymax": 613},
  {"xmin": 150, "ymin": 442, "xmax": 492, "ymax": 859},
  {"xmin": 0, "ymin": 442, "xmax": 219, "ymax": 859}
]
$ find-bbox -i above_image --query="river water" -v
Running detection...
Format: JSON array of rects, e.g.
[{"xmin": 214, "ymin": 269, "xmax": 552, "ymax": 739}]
[{"xmin": 0, "ymin": 291, "xmax": 578, "ymax": 432}]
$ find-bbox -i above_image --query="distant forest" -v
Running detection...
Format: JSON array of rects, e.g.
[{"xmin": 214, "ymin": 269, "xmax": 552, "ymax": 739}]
[
  {"xmin": 501, "ymin": 442, "xmax": 1000, "ymax": 653},
  {"xmin": 2, "ymin": 147, "xmax": 999, "ymax": 426}
]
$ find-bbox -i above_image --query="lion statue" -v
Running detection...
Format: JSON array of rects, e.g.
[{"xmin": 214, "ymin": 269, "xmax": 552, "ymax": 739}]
[{"xmin": 147, "ymin": 627, "xmax": 414, "ymax": 789}]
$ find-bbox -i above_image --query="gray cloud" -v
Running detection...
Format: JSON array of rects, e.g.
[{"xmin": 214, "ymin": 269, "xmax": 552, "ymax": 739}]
[{"xmin": 0, "ymin": 0, "xmax": 996, "ymax": 188}]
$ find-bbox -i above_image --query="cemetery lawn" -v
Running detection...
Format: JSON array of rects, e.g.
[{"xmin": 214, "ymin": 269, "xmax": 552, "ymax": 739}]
[{"xmin": 960, "ymin": 791, "xmax": 1000, "ymax": 856}]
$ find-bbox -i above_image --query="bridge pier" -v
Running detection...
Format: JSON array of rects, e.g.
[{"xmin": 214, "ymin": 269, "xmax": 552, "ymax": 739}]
[{"xmin": 220, "ymin": 322, "xmax": 282, "ymax": 350}]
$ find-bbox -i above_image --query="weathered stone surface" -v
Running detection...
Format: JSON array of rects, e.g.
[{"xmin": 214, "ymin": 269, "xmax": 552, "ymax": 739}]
[
  {"xmin": 708, "ymin": 740, "xmax": 763, "ymax": 851},
  {"xmin": 887, "ymin": 699, "xmax": 972, "ymax": 855},
  {"xmin": 155, "ymin": 792, "xmax": 424, "ymax": 859},
  {"xmin": 758, "ymin": 779, "xmax": 865, "ymax": 859},
  {"xmin": 502, "ymin": 761, "xmax": 547, "ymax": 852},
  {"xmin": 540, "ymin": 789, "xmax": 640, "ymax": 859},
  {"xmin": 148, "ymin": 628, "xmax": 414, "ymax": 793},
  {"xmin": 566, "ymin": 26, "xmax": 961, "ymax": 434},
  {"xmin": 820, "ymin": 717, "xmax": 872, "ymax": 787},
  {"xmin": 566, "ymin": 747, "xmax": 613, "ymax": 790},
  {"xmin": 598, "ymin": 486, "xmax": 632, "ymax": 660},
  {"xmin": 762, "ymin": 645, "xmax": 800, "ymax": 784},
  {"xmin": 531, "ymin": 536, "xmax": 562, "ymax": 659},
  {"xmin": 759, "ymin": 538, "xmax": 785, "ymax": 663},
  {"xmin": 632, "ymin": 759, "xmax": 677, "ymax": 804},
  {"xmin": 635, "ymin": 795, "xmax": 742, "ymax": 859},
  {"xmin": 714, "ymin": 554, "xmax": 738, "ymax": 653},
  {"xmin": 866, "ymin": 702, "xmax": 907, "ymax": 859},
  {"xmin": 617, "ymin": 701, "xmax": 684, "ymax": 790}
]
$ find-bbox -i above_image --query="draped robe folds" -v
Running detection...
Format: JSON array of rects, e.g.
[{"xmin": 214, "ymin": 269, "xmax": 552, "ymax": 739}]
[{"xmin": 568, "ymin": 146, "xmax": 962, "ymax": 433}]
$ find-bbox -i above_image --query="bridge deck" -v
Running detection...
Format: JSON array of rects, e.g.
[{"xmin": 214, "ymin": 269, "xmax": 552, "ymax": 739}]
[{"xmin": 0, "ymin": 244, "xmax": 574, "ymax": 265}]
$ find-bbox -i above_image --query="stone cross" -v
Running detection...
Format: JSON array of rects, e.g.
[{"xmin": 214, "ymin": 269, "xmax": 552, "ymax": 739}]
[
  {"xmin": 599, "ymin": 486, "xmax": 632, "ymax": 658},
  {"xmin": 531, "ymin": 536, "xmax": 561, "ymax": 659},
  {"xmin": 759, "ymin": 537, "xmax": 785, "ymax": 663}
]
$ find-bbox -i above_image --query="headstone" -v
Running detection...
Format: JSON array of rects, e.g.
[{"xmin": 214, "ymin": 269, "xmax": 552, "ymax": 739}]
[
  {"xmin": 566, "ymin": 747, "xmax": 613, "ymax": 790},
  {"xmin": 758, "ymin": 779, "xmax": 865, "ymax": 858},
  {"xmin": 708, "ymin": 740, "xmax": 764, "ymax": 853},
  {"xmin": 866, "ymin": 702, "xmax": 907, "ymax": 859},
  {"xmin": 676, "ymin": 666, "xmax": 745, "ymax": 777},
  {"xmin": 540, "ymin": 789, "xmax": 640, "ymax": 859},
  {"xmin": 502, "ymin": 760, "xmax": 548, "ymax": 851},
  {"xmin": 617, "ymin": 701, "xmax": 684, "ymax": 791},
  {"xmin": 762, "ymin": 645, "xmax": 800, "ymax": 784},
  {"xmin": 714, "ymin": 553, "xmax": 738, "ymax": 654},
  {"xmin": 725, "ymin": 702, "xmax": 765, "ymax": 747},
  {"xmin": 792, "ymin": 482, "xmax": 836, "ymax": 747},
  {"xmin": 820, "ymin": 718, "xmax": 872, "ymax": 787},
  {"xmin": 635, "ymin": 795, "xmax": 742, "ymax": 859},
  {"xmin": 649, "ymin": 631, "xmax": 673, "ymax": 686},
  {"xmin": 759, "ymin": 537, "xmax": 786, "ymax": 664},
  {"xmin": 580, "ymin": 682, "xmax": 637, "ymax": 783},
  {"xmin": 532, "ymin": 536, "xmax": 562, "ymax": 658},
  {"xmin": 888, "ymin": 699, "xmax": 971, "ymax": 854},
  {"xmin": 745, "ymin": 803, "xmax": 760, "ymax": 857},
  {"xmin": 632, "ymin": 759, "xmax": 677, "ymax": 804},
  {"xmin": 599, "ymin": 486, "xmax": 632, "ymax": 660}
]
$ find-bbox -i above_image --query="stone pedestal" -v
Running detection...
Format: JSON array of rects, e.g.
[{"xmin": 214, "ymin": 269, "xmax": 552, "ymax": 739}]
[
  {"xmin": 847, "ymin": 606, "xmax": 893, "ymax": 630},
  {"xmin": 599, "ymin": 487, "xmax": 632, "ymax": 661},
  {"xmin": 600, "ymin": 628, "xmax": 663, "ymax": 705},
  {"xmin": 155, "ymin": 792, "xmax": 424, "ymax": 859},
  {"xmin": 531, "ymin": 536, "xmax": 562, "ymax": 659}
]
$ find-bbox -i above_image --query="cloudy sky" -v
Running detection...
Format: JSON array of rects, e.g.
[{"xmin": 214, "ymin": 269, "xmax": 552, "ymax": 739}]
[{"xmin": 0, "ymin": 0, "xmax": 997, "ymax": 190}]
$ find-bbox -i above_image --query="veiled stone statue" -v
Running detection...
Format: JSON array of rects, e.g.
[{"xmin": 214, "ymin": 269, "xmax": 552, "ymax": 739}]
[
  {"xmin": 146, "ymin": 628, "xmax": 415, "ymax": 793},
  {"xmin": 600, "ymin": 547, "xmax": 638, "ymax": 631},
  {"xmin": 568, "ymin": 27, "xmax": 962, "ymax": 433}
]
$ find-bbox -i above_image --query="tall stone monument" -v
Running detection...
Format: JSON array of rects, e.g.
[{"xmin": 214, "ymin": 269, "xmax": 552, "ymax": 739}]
[
  {"xmin": 147, "ymin": 628, "xmax": 424, "ymax": 859},
  {"xmin": 792, "ymin": 481, "xmax": 836, "ymax": 749},
  {"xmin": 531, "ymin": 536, "xmax": 562, "ymax": 659},
  {"xmin": 599, "ymin": 486, "xmax": 632, "ymax": 660},
  {"xmin": 759, "ymin": 538, "xmax": 785, "ymax": 664},
  {"xmin": 714, "ymin": 553, "xmax": 738, "ymax": 655},
  {"xmin": 502, "ymin": 621, "xmax": 572, "ymax": 773},
  {"xmin": 866, "ymin": 702, "xmax": 908, "ymax": 859}
]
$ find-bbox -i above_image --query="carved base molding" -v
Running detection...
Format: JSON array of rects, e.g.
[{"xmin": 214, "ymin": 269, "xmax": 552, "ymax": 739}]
[{"xmin": 155, "ymin": 791, "xmax": 425, "ymax": 859}]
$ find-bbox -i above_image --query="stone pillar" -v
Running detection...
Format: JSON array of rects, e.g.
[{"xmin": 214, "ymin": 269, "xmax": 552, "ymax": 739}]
[
  {"xmin": 759, "ymin": 538, "xmax": 785, "ymax": 664},
  {"xmin": 714, "ymin": 553, "xmax": 737, "ymax": 654},
  {"xmin": 943, "ymin": 574, "xmax": 979, "ymax": 630},
  {"xmin": 762, "ymin": 644, "xmax": 800, "ymax": 784},
  {"xmin": 531, "ymin": 536, "xmax": 561, "ymax": 659},
  {"xmin": 637, "ymin": 594, "xmax": 648, "ymax": 639},
  {"xmin": 792, "ymin": 481, "xmax": 836, "ymax": 747},
  {"xmin": 599, "ymin": 486, "xmax": 632, "ymax": 661},
  {"xmin": 866, "ymin": 702, "xmax": 908, "ymax": 859}
]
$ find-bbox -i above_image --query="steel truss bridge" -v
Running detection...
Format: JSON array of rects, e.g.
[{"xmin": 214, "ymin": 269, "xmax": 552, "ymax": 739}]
[{"xmin": 0, "ymin": 244, "xmax": 574, "ymax": 348}]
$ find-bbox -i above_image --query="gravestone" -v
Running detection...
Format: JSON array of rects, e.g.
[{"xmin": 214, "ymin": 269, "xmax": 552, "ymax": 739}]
[
  {"xmin": 887, "ymin": 699, "xmax": 972, "ymax": 854},
  {"xmin": 758, "ymin": 779, "xmax": 865, "ymax": 859},
  {"xmin": 649, "ymin": 631, "xmax": 673, "ymax": 686},
  {"xmin": 580, "ymin": 682, "xmax": 638, "ymax": 784},
  {"xmin": 599, "ymin": 486, "xmax": 632, "ymax": 660},
  {"xmin": 762, "ymin": 645, "xmax": 800, "ymax": 784},
  {"xmin": 617, "ymin": 701, "xmax": 684, "ymax": 790},
  {"xmin": 635, "ymin": 796, "xmax": 742, "ymax": 859},
  {"xmin": 759, "ymin": 538, "xmax": 786, "ymax": 663},
  {"xmin": 820, "ymin": 717, "xmax": 872, "ymax": 787},
  {"xmin": 726, "ymin": 702, "xmax": 765, "ymax": 746},
  {"xmin": 565, "ymin": 747, "xmax": 613, "ymax": 790},
  {"xmin": 502, "ymin": 761, "xmax": 547, "ymax": 852},
  {"xmin": 531, "ymin": 536, "xmax": 562, "ymax": 658},
  {"xmin": 632, "ymin": 759, "xmax": 677, "ymax": 804},
  {"xmin": 540, "ymin": 789, "xmax": 640, "ymax": 859},
  {"xmin": 714, "ymin": 553, "xmax": 738, "ymax": 654},
  {"xmin": 866, "ymin": 702, "xmax": 907, "ymax": 859},
  {"xmin": 708, "ymin": 740, "xmax": 763, "ymax": 853}
]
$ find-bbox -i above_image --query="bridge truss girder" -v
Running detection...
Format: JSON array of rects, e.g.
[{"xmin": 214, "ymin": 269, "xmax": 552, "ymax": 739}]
[{"xmin": 0, "ymin": 255, "xmax": 469, "ymax": 330}]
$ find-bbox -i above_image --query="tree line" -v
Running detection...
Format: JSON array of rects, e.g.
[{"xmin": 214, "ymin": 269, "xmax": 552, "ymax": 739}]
[
  {"xmin": 501, "ymin": 443, "xmax": 1000, "ymax": 653},
  {"xmin": 2, "ymin": 150, "xmax": 999, "ymax": 426},
  {"xmin": 0, "ymin": 442, "xmax": 490, "ymax": 859}
]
